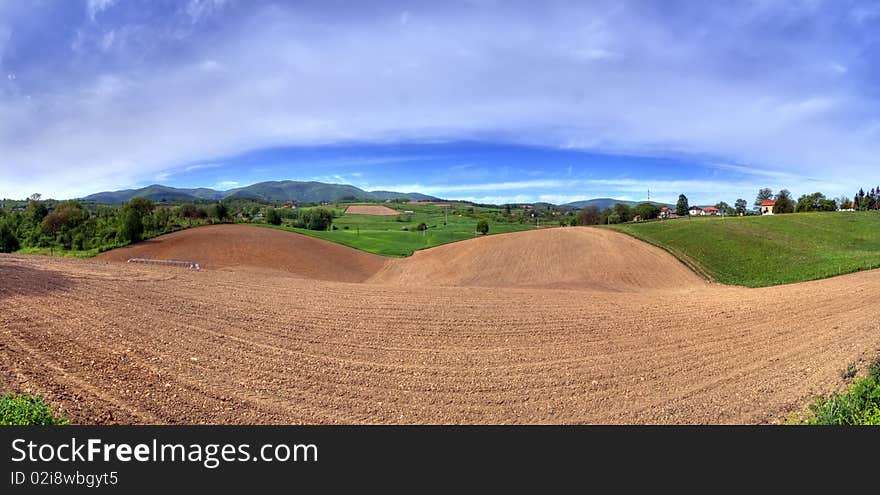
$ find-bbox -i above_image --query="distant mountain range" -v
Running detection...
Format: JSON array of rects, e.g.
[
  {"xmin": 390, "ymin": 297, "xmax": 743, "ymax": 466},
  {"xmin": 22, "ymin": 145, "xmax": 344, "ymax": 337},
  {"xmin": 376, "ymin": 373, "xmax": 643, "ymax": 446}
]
[
  {"xmin": 80, "ymin": 181, "xmax": 669, "ymax": 209},
  {"xmin": 82, "ymin": 181, "xmax": 440, "ymax": 204},
  {"xmin": 562, "ymin": 198, "xmax": 672, "ymax": 210}
]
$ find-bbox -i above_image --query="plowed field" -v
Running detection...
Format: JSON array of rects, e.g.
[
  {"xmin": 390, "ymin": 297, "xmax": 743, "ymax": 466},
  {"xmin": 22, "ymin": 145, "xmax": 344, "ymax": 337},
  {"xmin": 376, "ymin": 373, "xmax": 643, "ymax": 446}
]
[
  {"xmin": 344, "ymin": 205, "xmax": 400, "ymax": 215},
  {"xmin": 2, "ymin": 225, "xmax": 878, "ymax": 424}
]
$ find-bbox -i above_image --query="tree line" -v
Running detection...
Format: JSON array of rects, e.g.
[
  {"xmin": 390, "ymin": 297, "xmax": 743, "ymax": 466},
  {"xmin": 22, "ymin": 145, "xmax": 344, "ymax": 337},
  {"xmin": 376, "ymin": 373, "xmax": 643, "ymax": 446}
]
[
  {"xmin": 566, "ymin": 184, "xmax": 877, "ymax": 227},
  {"xmin": 0, "ymin": 195, "xmax": 230, "ymax": 254},
  {"xmin": 853, "ymin": 187, "xmax": 880, "ymax": 210}
]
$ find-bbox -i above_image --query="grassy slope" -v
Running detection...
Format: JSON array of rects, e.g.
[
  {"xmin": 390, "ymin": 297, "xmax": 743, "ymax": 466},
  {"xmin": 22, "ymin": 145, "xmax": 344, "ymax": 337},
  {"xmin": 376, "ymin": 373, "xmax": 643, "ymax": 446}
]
[
  {"xmin": 264, "ymin": 204, "xmax": 534, "ymax": 257},
  {"xmin": 607, "ymin": 212, "xmax": 880, "ymax": 287}
]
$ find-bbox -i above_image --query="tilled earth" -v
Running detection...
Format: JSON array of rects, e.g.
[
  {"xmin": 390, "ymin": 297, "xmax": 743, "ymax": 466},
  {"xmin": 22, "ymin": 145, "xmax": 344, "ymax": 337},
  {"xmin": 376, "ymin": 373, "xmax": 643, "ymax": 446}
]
[{"xmin": 2, "ymin": 226, "xmax": 879, "ymax": 424}]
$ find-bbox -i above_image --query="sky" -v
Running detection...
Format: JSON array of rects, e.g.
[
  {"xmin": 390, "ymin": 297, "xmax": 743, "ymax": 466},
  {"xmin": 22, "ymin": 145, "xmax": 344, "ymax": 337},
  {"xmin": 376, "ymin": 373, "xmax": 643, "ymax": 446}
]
[{"xmin": 1, "ymin": 0, "xmax": 879, "ymax": 205}]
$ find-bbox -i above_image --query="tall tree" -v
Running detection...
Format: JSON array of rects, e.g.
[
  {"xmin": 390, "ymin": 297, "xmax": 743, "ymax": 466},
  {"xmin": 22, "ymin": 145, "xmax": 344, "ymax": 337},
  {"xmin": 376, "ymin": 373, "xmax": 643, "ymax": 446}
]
[
  {"xmin": 119, "ymin": 207, "xmax": 144, "ymax": 243},
  {"xmin": 613, "ymin": 203, "xmax": 633, "ymax": 222},
  {"xmin": 676, "ymin": 194, "xmax": 689, "ymax": 217},
  {"xmin": 734, "ymin": 198, "xmax": 748, "ymax": 215},
  {"xmin": 755, "ymin": 188, "xmax": 774, "ymax": 208},
  {"xmin": 574, "ymin": 207, "xmax": 601, "ymax": 226},
  {"xmin": 773, "ymin": 189, "xmax": 795, "ymax": 214}
]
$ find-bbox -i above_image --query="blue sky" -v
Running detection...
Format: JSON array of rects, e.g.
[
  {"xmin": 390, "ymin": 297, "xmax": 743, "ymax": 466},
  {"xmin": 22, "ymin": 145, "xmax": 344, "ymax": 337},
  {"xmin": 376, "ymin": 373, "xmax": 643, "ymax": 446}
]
[{"xmin": 1, "ymin": 1, "xmax": 878, "ymax": 205}]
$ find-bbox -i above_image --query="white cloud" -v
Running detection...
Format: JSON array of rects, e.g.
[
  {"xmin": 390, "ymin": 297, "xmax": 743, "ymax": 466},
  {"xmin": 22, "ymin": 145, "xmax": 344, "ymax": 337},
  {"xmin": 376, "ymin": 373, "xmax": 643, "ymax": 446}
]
[
  {"xmin": 184, "ymin": 162, "xmax": 224, "ymax": 172},
  {"xmin": 87, "ymin": 0, "xmax": 116, "ymax": 22},
  {"xmin": 212, "ymin": 180, "xmax": 239, "ymax": 189},
  {"xmin": 185, "ymin": 0, "xmax": 227, "ymax": 23}
]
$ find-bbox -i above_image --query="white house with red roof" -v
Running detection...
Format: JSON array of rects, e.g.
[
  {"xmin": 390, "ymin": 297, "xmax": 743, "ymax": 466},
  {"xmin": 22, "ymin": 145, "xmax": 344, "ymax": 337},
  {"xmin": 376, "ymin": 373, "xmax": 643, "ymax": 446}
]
[
  {"xmin": 701, "ymin": 206, "xmax": 720, "ymax": 216},
  {"xmin": 659, "ymin": 206, "xmax": 678, "ymax": 219},
  {"xmin": 760, "ymin": 200, "xmax": 776, "ymax": 215}
]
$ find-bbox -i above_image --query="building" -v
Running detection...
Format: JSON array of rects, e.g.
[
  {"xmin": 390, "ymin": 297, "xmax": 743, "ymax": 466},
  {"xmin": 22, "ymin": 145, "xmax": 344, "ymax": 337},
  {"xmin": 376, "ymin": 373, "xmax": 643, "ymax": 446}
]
[
  {"xmin": 701, "ymin": 206, "xmax": 720, "ymax": 216},
  {"xmin": 688, "ymin": 205, "xmax": 703, "ymax": 216},
  {"xmin": 659, "ymin": 206, "xmax": 678, "ymax": 219},
  {"xmin": 760, "ymin": 200, "xmax": 776, "ymax": 215}
]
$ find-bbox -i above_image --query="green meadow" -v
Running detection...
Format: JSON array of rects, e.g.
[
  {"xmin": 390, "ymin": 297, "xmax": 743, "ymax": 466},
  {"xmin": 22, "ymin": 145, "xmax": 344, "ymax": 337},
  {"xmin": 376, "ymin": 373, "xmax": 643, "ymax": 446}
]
[
  {"xmin": 608, "ymin": 211, "xmax": 880, "ymax": 287},
  {"xmin": 263, "ymin": 203, "xmax": 535, "ymax": 257}
]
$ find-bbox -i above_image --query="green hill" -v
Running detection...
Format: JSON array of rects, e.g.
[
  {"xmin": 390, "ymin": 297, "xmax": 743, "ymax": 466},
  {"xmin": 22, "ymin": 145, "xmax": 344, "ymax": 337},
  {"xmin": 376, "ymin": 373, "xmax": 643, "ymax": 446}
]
[
  {"xmin": 83, "ymin": 184, "xmax": 224, "ymax": 203},
  {"xmin": 607, "ymin": 212, "xmax": 880, "ymax": 287},
  {"xmin": 82, "ymin": 181, "xmax": 439, "ymax": 204}
]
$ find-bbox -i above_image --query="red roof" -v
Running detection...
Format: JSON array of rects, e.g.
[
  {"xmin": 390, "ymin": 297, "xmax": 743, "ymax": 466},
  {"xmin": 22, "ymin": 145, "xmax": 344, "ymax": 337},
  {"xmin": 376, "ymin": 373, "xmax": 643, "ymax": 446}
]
[
  {"xmin": 703, "ymin": 206, "xmax": 719, "ymax": 211},
  {"xmin": 760, "ymin": 200, "xmax": 776, "ymax": 207},
  {"xmin": 660, "ymin": 206, "xmax": 669, "ymax": 211}
]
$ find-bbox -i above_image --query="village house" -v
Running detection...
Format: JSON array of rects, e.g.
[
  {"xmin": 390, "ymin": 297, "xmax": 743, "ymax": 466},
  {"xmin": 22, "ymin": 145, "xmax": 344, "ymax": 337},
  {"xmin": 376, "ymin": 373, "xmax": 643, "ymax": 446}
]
[
  {"xmin": 760, "ymin": 200, "xmax": 776, "ymax": 215},
  {"xmin": 688, "ymin": 205, "xmax": 703, "ymax": 216},
  {"xmin": 659, "ymin": 206, "xmax": 678, "ymax": 219},
  {"xmin": 701, "ymin": 206, "xmax": 720, "ymax": 216}
]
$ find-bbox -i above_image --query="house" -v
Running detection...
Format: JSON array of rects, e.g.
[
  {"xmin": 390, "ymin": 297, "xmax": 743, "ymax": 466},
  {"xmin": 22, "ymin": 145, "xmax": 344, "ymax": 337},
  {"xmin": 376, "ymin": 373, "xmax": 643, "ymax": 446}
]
[
  {"xmin": 701, "ymin": 206, "xmax": 719, "ymax": 216},
  {"xmin": 760, "ymin": 200, "xmax": 776, "ymax": 215},
  {"xmin": 688, "ymin": 205, "xmax": 703, "ymax": 216},
  {"xmin": 659, "ymin": 206, "xmax": 678, "ymax": 219}
]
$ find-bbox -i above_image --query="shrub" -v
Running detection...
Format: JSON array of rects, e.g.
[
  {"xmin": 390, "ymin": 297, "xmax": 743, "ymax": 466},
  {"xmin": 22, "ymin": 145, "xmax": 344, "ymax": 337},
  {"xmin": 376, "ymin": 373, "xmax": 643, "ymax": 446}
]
[
  {"xmin": 265, "ymin": 208, "xmax": 282, "ymax": 225},
  {"xmin": 0, "ymin": 221, "xmax": 19, "ymax": 252},
  {"xmin": 119, "ymin": 207, "xmax": 144, "ymax": 243},
  {"xmin": 476, "ymin": 220, "xmax": 489, "ymax": 235},
  {"xmin": 0, "ymin": 393, "xmax": 68, "ymax": 425},
  {"xmin": 806, "ymin": 373, "xmax": 880, "ymax": 425},
  {"xmin": 72, "ymin": 233, "xmax": 86, "ymax": 251},
  {"xmin": 869, "ymin": 359, "xmax": 880, "ymax": 380},
  {"xmin": 301, "ymin": 208, "xmax": 333, "ymax": 230},
  {"xmin": 210, "ymin": 202, "xmax": 230, "ymax": 222},
  {"xmin": 842, "ymin": 363, "xmax": 858, "ymax": 380}
]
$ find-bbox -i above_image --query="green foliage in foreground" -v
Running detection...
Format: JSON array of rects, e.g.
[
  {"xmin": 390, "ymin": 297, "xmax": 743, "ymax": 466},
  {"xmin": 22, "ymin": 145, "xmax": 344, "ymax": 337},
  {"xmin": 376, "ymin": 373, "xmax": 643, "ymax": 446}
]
[
  {"xmin": 0, "ymin": 393, "xmax": 68, "ymax": 426},
  {"xmin": 607, "ymin": 212, "xmax": 880, "ymax": 287},
  {"xmin": 802, "ymin": 361, "xmax": 880, "ymax": 425}
]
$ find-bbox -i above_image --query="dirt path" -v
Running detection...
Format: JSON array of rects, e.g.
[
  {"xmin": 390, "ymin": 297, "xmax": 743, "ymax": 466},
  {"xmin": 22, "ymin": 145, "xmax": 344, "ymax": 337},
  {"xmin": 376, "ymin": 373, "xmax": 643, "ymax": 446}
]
[{"xmin": 2, "ymin": 226, "xmax": 879, "ymax": 424}]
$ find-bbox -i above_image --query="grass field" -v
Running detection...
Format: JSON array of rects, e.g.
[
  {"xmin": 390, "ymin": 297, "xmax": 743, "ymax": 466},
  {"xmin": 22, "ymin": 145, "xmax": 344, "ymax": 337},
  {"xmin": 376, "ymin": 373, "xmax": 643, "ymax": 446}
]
[
  {"xmin": 15, "ymin": 246, "xmax": 106, "ymax": 258},
  {"xmin": 264, "ymin": 203, "xmax": 534, "ymax": 256},
  {"xmin": 607, "ymin": 211, "xmax": 880, "ymax": 287}
]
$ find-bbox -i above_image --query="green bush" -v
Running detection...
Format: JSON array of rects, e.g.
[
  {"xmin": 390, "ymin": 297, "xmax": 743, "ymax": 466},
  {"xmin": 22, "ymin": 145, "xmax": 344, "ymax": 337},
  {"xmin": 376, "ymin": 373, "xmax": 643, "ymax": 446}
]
[
  {"xmin": 0, "ymin": 393, "xmax": 68, "ymax": 425},
  {"xmin": 0, "ymin": 221, "xmax": 19, "ymax": 252},
  {"xmin": 805, "ymin": 364, "xmax": 880, "ymax": 425},
  {"xmin": 265, "ymin": 208, "xmax": 282, "ymax": 225}
]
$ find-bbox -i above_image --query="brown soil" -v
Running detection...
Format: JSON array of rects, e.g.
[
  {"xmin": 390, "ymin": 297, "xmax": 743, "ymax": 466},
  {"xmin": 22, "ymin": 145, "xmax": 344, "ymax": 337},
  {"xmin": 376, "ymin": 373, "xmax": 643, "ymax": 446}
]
[
  {"xmin": 2, "ymin": 226, "xmax": 879, "ymax": 425},
  {"xmin": 371, "ymin": 227, "xmax": 705, "ymax": 290},
  {"xmin": 344, "ymin": 205, "xmax": 400, "ymax": 216},
  {"xmin": 97, "ymin": 224, "xmax": 387, "ymax": 283}
]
